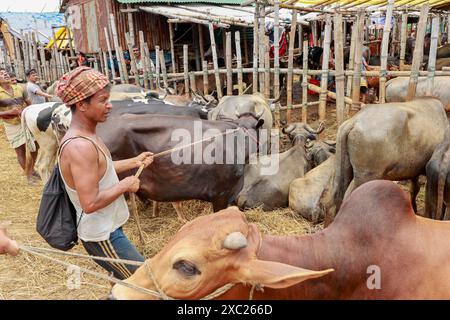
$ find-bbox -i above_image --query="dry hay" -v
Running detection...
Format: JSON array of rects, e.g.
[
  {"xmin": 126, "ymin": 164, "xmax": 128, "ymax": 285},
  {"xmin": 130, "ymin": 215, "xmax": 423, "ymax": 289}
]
[{"xmin": 0, "ymin": 125, "xmax": 318, "ymax": 300}]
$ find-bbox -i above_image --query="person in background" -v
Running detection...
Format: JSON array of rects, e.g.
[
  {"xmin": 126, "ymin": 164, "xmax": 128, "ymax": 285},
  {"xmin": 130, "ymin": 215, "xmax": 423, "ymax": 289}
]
[
  {"xmin": 9, "ymin": 73, "xmax": 17, "ymax": 85},
  {"xmin": 26, "ymin": 69, "xmax": 53, "ymax": 104},
  {"xmin": 77, "ymin": 52, "xmax": 90, "ymax": 67},
  {"xmin": 131, "ymin": 45, "xmax": 144, "ymax": 86},
  {"xmin": 360, "ymin": 47, "xmax": 372, "ymax": 105}
]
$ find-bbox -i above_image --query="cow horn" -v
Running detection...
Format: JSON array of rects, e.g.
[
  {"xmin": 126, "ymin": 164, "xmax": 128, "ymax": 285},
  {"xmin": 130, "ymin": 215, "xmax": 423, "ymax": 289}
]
[
  {"xmin": 304, "ymin": 121, "xmax": 325, "ymax": 134},
  {"xmin": 282, "ymin": 124, "xmax": 296, "ymax": 134},
  {"xmin": 324, "ymin": 140, "xmax": 336, "ymax": 146},
  {"xmin": 223, "ymin": 232, "xmax": 248, "ymax": 250}
]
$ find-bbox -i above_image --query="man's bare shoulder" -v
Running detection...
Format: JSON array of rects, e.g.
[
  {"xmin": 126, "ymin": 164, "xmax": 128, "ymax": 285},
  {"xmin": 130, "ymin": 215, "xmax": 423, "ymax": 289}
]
[{"xmin": 61, "ymin": 137, "xmax": 98, "ymax": 164}]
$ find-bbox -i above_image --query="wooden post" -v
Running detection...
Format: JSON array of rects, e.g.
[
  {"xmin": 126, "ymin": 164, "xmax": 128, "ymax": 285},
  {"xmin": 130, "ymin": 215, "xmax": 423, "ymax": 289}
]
[
  {"xmin": 169, "ymin": 22, "xmax": 177, "ymax": 76},
  {"xmin": 208, "ymin": 23, "xmax": 222, "ymax": 99},
  {"xmin": 155, "ymin": 45, "xmax": 161, "ymax": 88},
  {"xmin": 447, "ymin": 15, "xmax": 450, "ymax": 44},
  {"xmin": 193, "ymin": 25, "xmax": 201, "ymax": 71},
  {"xmin": 427, "ymin": 16, "xmax": 440, "ymax": 96},
  {"xmin": 202, "ymin": 60, "xmax": 209, "ymax": 95},
  {"xmin": 127, "ymin": 4, "xmax": 135, "ymax": 46},
  {"xmin": 318, "ymin": 14, "xmax": 332, "ymax": 122},
  {"xmin": 104, "ymin": 27, "xmax": 116, "ymax": 82},
  {"xmin": 64, "ymin": 14, "xmax": 76, "ymax": 58},
  {"xmin": 351, "ymin": 9, "xmax": 365, "ymax": 110},
  {"xmin": 298, "ymin": 24, "xmax": 303, "ymax": 56},
  {"xmin": 379, "ymin": 0, "xmax": 394, "ymax": 103},
  {"xmin": 346, "ymin": 22, "xmax": 357, "ymax": 97},
  {"xmin": 407, "ymin": 4, "xmax": 429, "ymax": 101},
  {"xmin": 334, "ymin": 13, "xmax": 345, "ymax": 126},
  {"xmin": 259, "ymin": 4, "xmax": 266, "ymax": 94},
  {"xmin": 243, "ymin": 27, "xmax": 249, "ymax": 65},
  {"xmin": 125, "ymin": 32, "xmax": 140, "ymax": 87},
  {"xmin": 302, "ymin": 41, "xmax": 309, "ymax": 123},
  {"xmin": 144, "ymin": 44, "xmax": 154, "ymax": 90},
  {"xmin": 109, "ymin": 14, "xmax": 126, "ymax": 83},
  {"xmin": 183, "ymin": 45, "xmax": 190, "ymax": 96},
  {"xmin": 39, "ymin": 46, "xmax": 47, "ymax": 83},
  {"xmin": 102, "ymin": 51, "xmax": 109, "ymax": 79},
  {"xmin": 400, "ymin": 13, "xmax": 408, "ymax": 71},
  {"xmin": 235, "ymin": 31, "xmax": 244, "ymax": 95},
  {"xmin": 139, "ymin": 31, "xmax": 149, "ymax": 89},
  {"xmin": 226, "ymin": 32, "xmax": 233, "ymax": 96},
  {"xmin": 264, "ymin": 35, "xmax": 270, "ymax": 99},
  {"xmin": 287, "ymin": 9, "xmax": 297, "ymax": 123},
  {"xmin": 159, "ymin": 50, "xmax": 169, "ymax": 89},
  {"xmin": 51, "ymin": 29, "xmax": 62, "ymax": 77},
  {"xmin": 199, "ymin": 25, "xmax": 205, "ymax": 63},
  {"xmin": 189, "ymin": 72, "xmax": 197, "ymax": 93},
  {"xmin": 253, "ymin": 3, "xmax": 259, "ymax": 93},
  {"xmin": 273, "ymin": 0, "xmax": 281, "ymax": 125}
]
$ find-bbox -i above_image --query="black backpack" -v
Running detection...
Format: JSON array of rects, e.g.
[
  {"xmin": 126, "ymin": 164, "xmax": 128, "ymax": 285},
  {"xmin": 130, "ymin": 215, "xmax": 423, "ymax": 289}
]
[{"xmin": 36, "ymin": 137, "xmax": 95, "ymax": 251}]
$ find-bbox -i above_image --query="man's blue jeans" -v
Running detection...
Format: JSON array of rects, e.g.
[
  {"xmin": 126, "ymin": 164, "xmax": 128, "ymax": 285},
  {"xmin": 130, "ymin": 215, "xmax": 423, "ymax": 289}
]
[{"xmin": 82, "ymin": 227, "xmax": 145, "ymax": 280}]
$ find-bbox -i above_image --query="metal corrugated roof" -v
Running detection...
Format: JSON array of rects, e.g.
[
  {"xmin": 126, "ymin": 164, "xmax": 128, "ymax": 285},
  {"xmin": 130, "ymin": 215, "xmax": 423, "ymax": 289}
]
[{"xmin": 117, "ymin": 0, "xmax": 247, "ymax": 4}]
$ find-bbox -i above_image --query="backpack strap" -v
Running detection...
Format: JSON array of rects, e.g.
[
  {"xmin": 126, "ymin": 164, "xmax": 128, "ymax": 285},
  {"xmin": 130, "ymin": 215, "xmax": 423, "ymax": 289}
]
[{"xmin": 58, "ymin": 136, "xmax": 108, "ymax": 165}]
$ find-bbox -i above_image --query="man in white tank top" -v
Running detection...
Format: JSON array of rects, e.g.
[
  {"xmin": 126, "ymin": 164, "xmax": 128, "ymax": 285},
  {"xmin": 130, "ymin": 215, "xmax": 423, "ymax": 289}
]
[{"xmin": 55, "ymin": 67, "xmax": 153, "ymax": 280}]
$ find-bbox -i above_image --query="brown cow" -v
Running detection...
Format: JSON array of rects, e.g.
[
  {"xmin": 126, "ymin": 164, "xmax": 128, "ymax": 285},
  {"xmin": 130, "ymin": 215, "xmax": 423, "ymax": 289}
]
[{"xmin": 110, "ymin": 180, "xmax": 450, "ymax": 300}]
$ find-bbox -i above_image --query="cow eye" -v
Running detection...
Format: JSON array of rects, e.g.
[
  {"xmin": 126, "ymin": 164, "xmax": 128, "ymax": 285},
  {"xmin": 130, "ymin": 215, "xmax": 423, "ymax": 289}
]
[{"xmin": 173, "ymin": 260, "xmax": 201, "ymax": 277}]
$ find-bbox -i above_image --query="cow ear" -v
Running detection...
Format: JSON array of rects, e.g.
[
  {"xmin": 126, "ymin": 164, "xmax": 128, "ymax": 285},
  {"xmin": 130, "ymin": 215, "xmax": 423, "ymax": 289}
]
[{"xmin": 238, "ymin": 259, "xmax": 333, "ymax": 289}]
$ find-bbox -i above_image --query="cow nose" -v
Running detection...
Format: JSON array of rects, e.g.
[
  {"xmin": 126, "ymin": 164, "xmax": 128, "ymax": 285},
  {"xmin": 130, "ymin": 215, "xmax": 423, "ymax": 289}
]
[{"xmin": 106, "ymin": 292, "xmax": 117, "ymax": 300}]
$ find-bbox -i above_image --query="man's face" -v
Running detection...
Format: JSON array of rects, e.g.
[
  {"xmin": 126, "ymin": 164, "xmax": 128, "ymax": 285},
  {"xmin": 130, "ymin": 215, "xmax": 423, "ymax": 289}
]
[
  {"xmin": 82, "ymin": 86, "xmax": 112, "ymax": 123},
  {"xmin": 28, "ymin": 72, "xmax": 38, "ymax": 83},
  {"xmin": 0, "ymin": 70, "xmax": 11, "ymax": 84},
  {"xmin": 133, "ymin": 48, "xmax": 140, "ymax": 58},
  {"xmin": 9, "ymin": 76, "xmax": 17, "ymax": 84}
]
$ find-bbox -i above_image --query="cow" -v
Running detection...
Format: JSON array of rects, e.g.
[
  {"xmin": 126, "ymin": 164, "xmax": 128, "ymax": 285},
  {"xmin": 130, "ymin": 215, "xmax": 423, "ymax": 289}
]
[
  {"xmin": 289, "ymin": 156, "xmax": 335, "ymax": 223},
  {"xmin": 425, "ymin": 129, "xmax": 450, "ymax": 220},
  {"xmin": 305, "ymin": 139, "xmax": 335, "ymax": 168},
  {"xmin": 332, "ymin": 98, "xmax": 449, "ymax": 222},
  {"xmin": 97, "ymin": 112, "xmax": 265, "ymax": 212},
  {"xmin": 235, "ymin": 122, "xmax": 325, "ymax": 211},
  {"xmin": 434, "ymin": 57, "xmax": 450, "ymax": 70},
  {"xmin": 385, "ymin": 76, "xmax": 450, "ymax": 111},
  {"xmin": 110, "ymin": 180, "xmax": 450, "ymax": 300}
]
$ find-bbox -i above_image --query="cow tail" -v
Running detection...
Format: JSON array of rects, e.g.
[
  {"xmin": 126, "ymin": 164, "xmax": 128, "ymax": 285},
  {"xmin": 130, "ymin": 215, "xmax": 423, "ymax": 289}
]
[
  {"xmin": 333, "ymin": 120, "xmax": 354, "ymax": 215},
  {"xmin": 21, "ymin": 107, "xmax": 36, "ymax": 178}
]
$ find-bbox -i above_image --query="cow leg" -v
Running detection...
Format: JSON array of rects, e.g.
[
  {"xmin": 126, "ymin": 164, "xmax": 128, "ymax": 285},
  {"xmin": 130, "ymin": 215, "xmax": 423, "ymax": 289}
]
[
  {"xmin": 171, "ymin": 202, "xmax": 188, "ymax": 223},
  {"xmin": 343, "ymin": 179, "xmax": 357, "ymax": 201},
  {"xmin": 152, "ymin": 201, "xmax": 160, "ymax": 218},
  {"xmin": 409, "ymin": 176, "xmax": 420, "ymax": 213}
]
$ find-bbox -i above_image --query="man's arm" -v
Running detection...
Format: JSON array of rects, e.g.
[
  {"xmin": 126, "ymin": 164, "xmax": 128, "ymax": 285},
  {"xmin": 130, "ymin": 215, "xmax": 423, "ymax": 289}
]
[
  {"xmin": 35, "ymin": 90, "xmax": 53, "ymax": 100},
  {"xmin": 0, "ymin": 225, "xmax": 19, "ymax": 256},
  {"xmin": 114, "ymin": 151, "xmax": 153, "ymax": 174},
  {"xmin": 66, "ymin": 140, "xmax": 140, "ymax": 214},
  {"xmin": 0, "ymin": 108, "xmax": 21, "ymax": 119}
]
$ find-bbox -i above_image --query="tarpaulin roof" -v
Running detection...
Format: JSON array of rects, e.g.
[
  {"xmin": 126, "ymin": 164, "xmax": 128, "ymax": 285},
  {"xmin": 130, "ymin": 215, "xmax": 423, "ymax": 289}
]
[{"xmin": 0, "ymin": 12, "xmax": 65, "ymax": 43}]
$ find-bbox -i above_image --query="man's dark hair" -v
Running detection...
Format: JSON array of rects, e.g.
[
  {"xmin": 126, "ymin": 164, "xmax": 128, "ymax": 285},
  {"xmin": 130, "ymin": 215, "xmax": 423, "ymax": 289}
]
[{"xmin": 26, "ymin": 69, "xmax": 37, "ymax": 77}]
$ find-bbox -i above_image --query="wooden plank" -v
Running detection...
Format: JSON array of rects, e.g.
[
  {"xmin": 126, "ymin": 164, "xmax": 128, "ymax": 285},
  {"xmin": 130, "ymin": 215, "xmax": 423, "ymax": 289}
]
[
  {"xmin": 287, "ymin": 9, "xmax": 297, "ymax": 123},
  {"xmin": 169, "ymin": 22, "xmax": 177, "ymax": 76},
  {"xmin": 379, "ymin": 0, "xmax": 394, "ymax": 103},
  {"xmin": 259, "ymin": 4, "xmax": 266, "ymax": 93},
  {"xmin": 302, "ymin": 40, "xmax": 309, "ymax": 123},
  {"xmin": 143, "ymin": 43, "xmax": 154, "ymax": 90},
  {"xmin": 104, "ymin": 27, "xmax": 116, "ymax": 82},
  {"xmin": 160, "ymin": 50, "xmax": 169, "ymax": 89},
  {"xmin": 183, "ymin": 45, "xmax": 190, "ymax": 96},
  {"xmin": 127, "ymin": 4, "xmax": 135, "ymax": 46},
  {"xmin": 235, "ymin": 31, "xmax": 244, "ymax": 95},
  {"xmin": 346, "ymin": 22, "xmax": 357, "ymax": 97},
  {"xmin": 155, "ymin": 45, "xmax": 161, "ymax": 88},
  {"xmin": 139, "ymin": 31, "xmax": 149, "ymax": 89},
  {"xmin": 399, "ymin": 13, "xmax": 408, "ymax": 70},
  {"xmin": 351, "ymin": 9, "xmax": 365, "ymax": 110},
  {"xmin": 334, "ymin": 13, "xmax": 346, "ymax": 126},
  {"xmin": 202, "ymin": 60, "xmax": 209, "ymax": 95},
  {"xmin": 264, "ymin": 35, "xmax": 270, "ymax": 99},
  {"xmin": 208, "ymin": 23, "xmax": 222, "ymax": 99},
  {"xmin": 109, "ymin": 14, "xmax": 126, "ymax": 83},
  {"xmin": 319, "ymin": 14, "xmax": 332, "ymax": 121},
  {"xmin": 189, "ymin": 72, "xmax": 197, "ymax": 93},
  {"xmin": 427, "ymin": 16, "xmax": 440, "ymax": 96},
  {"xmin": 407, "ymin": 4, "xmax": 429, "ymax": 100},
  {"xmin": 226, "ymin": 32, "xmax": 233, "ymax": 96}
]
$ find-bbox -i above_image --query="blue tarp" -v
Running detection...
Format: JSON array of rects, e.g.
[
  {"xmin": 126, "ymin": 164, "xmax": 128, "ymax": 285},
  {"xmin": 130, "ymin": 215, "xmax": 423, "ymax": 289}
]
[{"xmin": 0, "ymin": 12, "xmax": 64, "ymax": 44}]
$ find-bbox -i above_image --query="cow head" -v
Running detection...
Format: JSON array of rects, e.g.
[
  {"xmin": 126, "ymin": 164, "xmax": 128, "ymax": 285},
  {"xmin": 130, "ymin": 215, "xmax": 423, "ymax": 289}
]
[
  {"xmin": 51, "ymin": 104, "xmax": 72, "ymax": 141},
  {"xmin": 305, "ymin": 140, "xmax": 336, "ymax": 168},
  {"xmin": 233, "ymin": 108, "xmax": 265, "ymax": 131},
  {"xmin": 282, "ymin": 122, "xmax": 325, "ymax": 146},
  {"xmin": 109, "ymin": 207, "xmax": 333, "ymax": 300}
]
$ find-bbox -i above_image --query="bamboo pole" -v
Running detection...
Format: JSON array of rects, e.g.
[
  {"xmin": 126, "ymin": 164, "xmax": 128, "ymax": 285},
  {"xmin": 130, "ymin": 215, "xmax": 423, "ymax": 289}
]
[
  {"xmin": 104, "ymin": 27, "xmax": 116, "ymax": 82},
  {"xmin": 102, "ymin": 51, "xmax": 109, "ymax": 79},
  {"xmin": 109, "ymin": 14, "xmax": 126, "ymax": 83},
  {"xmin": 183, "ymin": 45, "xmax": 190, "ymax": 96},
  {"xmin": 208, "ymin": 23, "xmax": 222, "ymax": 99},
  {"xmin": 22, "ymin": 34, "xmax": 29, "ymax": 72},
  {"xmin": 346, "ymin": 23, "xmax": 357, "ymax": 97},
  {"xmin": 427, "ymin": 16, "xmax": 440, "ymax": 96},
  {"xmin": 319, "ymin": 14, "xmax": 332, "ymax": 122},
  {"xmin": 160, "ymin": 50, "xmax": 169, "ymax": 89},
  {"xmin": 39, "ymin": 46, "xmax": 47, "ymax": 83},
  {"xmin": 302, "ymin": 41, "xmax": 309, "ymax": 123},
  {"xmin": 118, "ymin": 46, "xmax": 129, "ymax": 84},
  {"xmin": 64, "ymin": 14, "xmax": 75, "ymax": 58},
  {"xmin": 235, "ymin": 31, "xmax": 244, "ymax": 95},
  {"xmin": 274, "ymin": 0, "xmax": 281, "ymax": 126},
  {"xmin": 399, "ymin": 13, "xmax": 408, "ymax": 70},
  {"xmin": 143, "ymin": 44, "xmax": 154, "ymax": 90},
  {"xmin": 287, "ymin": 9, "xmax": 297, "ymax": 123},
  {"xmin": 125, "ymin": 32, "xmax": 140, "ymax": 87},
  {"xmin": 243, "ymin": 28, "xmax": 249, "ymax": 65},
  {"xmin": 226, "ymin": 32, "xmax": 233, "ymax": 96},
  {"xmin": 407, "ymin": 4, "xmax": 429, "ymax": 101},
  {"xmin": 259, "ymin": 4, "xmax": 266, "ymax": 94},
  {"xmin": 139, "ymin": 31, "xmax": 149, "ymax": 89},
  {"xmin": 351, "ymin": 9, "xmax": 365, "ymax": 110},
  {"xmin": 199, "ymin": 25, "xmax": 205, "ymax": 63},
  {"xmin": 155, "ymin": 45, "xmax": 161, "ymax": 88},
  {"xmin": 447, "ymin": 15, "xmax": 450, "ymax": 44},
  {"xmin": 264, "ymin": 35, "xmax": 270, "ymax": 99},
  {"xmin": 127, "ymin": 4, "xmax": 135, "ymax": 46},
  {"xmin": 202, "ymin": 60, "xmax": 209, "ymax": 95},
  {"xmin": 298, "ymin": 24, "xmax": 303, "ymax": 56},
  {"xmin": 189, "ymin": 72, "xmax": 197, "ymax": 93},
  {"xmin": 379, "ymin": 0, "xmax": 394, "ymax": 103},
  {"xmin": 169, "ymin": 22, "xmax": 177, "ymax": 77},
  {"xmin": 334, "ymin": 13, "xmax": 346, "ymax": 126},
  {"xmin": 309, "ymin": 82, "xmax": 353, "ymax": 105},
  {"xmin": 253, "ymin": 3, "xmax": 259, "ymax": 93}
]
